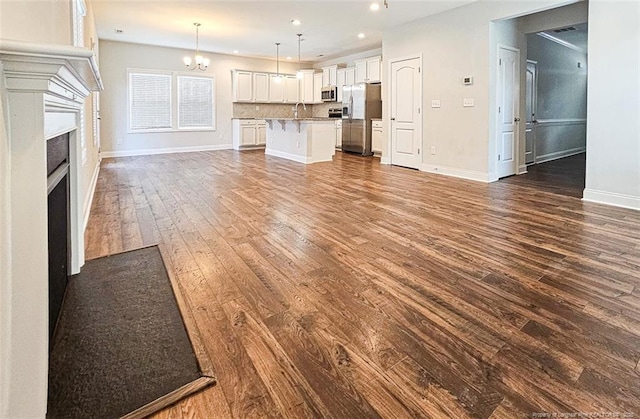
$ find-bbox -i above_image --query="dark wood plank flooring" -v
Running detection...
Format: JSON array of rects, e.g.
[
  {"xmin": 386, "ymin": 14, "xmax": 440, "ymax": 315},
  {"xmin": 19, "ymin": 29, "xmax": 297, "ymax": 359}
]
[
  {"xmin": 84, "ymin": 150, "xmax": 640, "ymax": 418},
  {"xmin": 500, "ymin": 153, "xmax": 586, "ymax": 198}
]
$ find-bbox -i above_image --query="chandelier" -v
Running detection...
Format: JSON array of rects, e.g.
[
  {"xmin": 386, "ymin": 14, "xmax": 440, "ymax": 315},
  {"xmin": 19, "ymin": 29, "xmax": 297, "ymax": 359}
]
[{"xmin": 183, "ymin": 23, "xmax": 209, "ymax": 71}]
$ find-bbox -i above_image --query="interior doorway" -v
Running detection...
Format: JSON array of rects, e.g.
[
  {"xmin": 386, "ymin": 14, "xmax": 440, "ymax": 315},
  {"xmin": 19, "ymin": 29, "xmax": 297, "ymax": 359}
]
[
  {"xmin": 498, "ymin": 2, "xmax": 588, "ymax": 198},
  {"xmin": 496, "ymin": 45, "xmax": 520, "ymax": 179}
]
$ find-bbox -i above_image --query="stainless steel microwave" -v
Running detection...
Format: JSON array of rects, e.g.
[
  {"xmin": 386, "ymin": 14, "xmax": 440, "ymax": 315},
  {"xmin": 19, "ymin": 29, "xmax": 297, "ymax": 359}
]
[{"xmin": 321, "ymin": 86, "xmax": 338, "ymax": 102}]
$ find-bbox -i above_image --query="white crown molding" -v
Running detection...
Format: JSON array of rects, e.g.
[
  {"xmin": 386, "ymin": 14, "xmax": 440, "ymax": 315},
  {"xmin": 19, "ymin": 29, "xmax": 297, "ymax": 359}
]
[{"xmin": 0, "ymin": 39, "xmax": 103, "ymax": 102}]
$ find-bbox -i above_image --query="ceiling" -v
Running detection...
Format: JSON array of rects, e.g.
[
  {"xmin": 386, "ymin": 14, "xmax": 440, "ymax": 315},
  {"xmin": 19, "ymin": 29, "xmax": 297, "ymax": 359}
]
[
  {"xmin": 538, "ymin": 22, "xmax": 588, "ymax": 52},
  {"xmin": 92, "ymin": 0, "xmax": 476, "ymax": 62}
]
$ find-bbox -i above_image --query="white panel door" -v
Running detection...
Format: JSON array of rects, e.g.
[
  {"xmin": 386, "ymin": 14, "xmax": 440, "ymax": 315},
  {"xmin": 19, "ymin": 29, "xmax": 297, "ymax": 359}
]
[
  {"xmin": 497, "ymin": 46, "xmax": 520, "ymax": 178},
  {"xmin": 525, "ymin": 61, "xmax": 537, "ymax": 165},
  {"xmin": 390, "ymin": 57, "xmax": 421, "ymax": 169}
]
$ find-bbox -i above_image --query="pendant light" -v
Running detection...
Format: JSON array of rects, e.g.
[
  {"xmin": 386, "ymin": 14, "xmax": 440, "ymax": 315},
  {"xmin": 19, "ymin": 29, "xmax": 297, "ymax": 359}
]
[
  {"xmin": 274, "ymin": 42, "xmax": 283, "ymax": 83},
  {"xmin": 296, "ymin": 33, "xmax": 303, "ymax": 79},
  {"xmin": 183, "ymin": 23, "xmax": 209, "ymax": 71}
]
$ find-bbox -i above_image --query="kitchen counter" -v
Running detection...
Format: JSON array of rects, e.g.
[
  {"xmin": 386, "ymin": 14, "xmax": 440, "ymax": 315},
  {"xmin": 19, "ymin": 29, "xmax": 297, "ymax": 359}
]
[{"xmin": 264, "ymin": 119, "xmax": 336, "ymax": 164}]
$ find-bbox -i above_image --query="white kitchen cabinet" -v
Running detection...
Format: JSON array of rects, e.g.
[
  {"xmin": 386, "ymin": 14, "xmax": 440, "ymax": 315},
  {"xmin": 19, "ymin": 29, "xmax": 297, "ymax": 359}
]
[
  {"xmin": 232, "ymin": 70, "xmax": 253, "ymax": 102},
  {"xmin": 337, "ymin": 67, "xmax": 356, "ymax": 102},
  {"xmin": 322, "ymin": 65, "xmax": 339, "ymax": 87},
  {"xmin": 354, "ymin": 56, "xmax": 382, "ymax": 83},
  {"xmin": 253, "ymin": 73, "xmax": 269, "ymax": 102},
  {"xmin": 335, "ymin": 119, "xmax": 343, "ymax": 149},
  {"xmin": 284, "ymin": 75, "xmax": 299, "ymax": 103},
  {"xmin": 371, "ymin": 120, "xmax": 383, "ymax": 155},
  {"xmin": 298, "ymin": 70, "xmax": 315, "ymax": 103},
  {"xmin": 355, "ymin": 60, "xmax": 368, "ymax": 84},
  {"xmin": 256, "ymin": 120, "xmax": 267, "ymax": 146},
  {"xmin": 268, "ymin": 74, "xmax": 285, "ymax": 102},
  {"xmin": 232, "ymin": 119, "xmax": 267, "ymax": 149},
  {"xmin": 314, "ymin": 72, "xmax": 323, "ymax": 103}
]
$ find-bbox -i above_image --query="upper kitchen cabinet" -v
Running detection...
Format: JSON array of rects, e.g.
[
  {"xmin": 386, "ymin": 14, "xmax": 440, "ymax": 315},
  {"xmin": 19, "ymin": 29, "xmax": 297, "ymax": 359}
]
[
  {"xmin": 253, "ymin": 72, "xmax": 269, "ymax": 102},
  {"xmin": 354, "ymin": 56, "xmax": 382, "ymax": 84},
  {"xmin": 336, "ymin": 67, "xmax": 355, "ymax": 102},
  {"xmin": 269, "ymin": 74, "xmax": 285, "ymax": 102},
  {"xmin": 284, "ymin": 75, "xmax": 299, "ymax": 103},
  {"xmin": 233, "ymin": 70, "xmax": 253, "ymax": 102},
  {"xmin": 314, "ymin": 73, "xmax": 323, "ymax": 103},
  {"xmin": 322, "ymin": 65, "xmax": 343, "ymax": 87},
  {"xmin": 298, "ymin": 70, "xmax": 315, "ymax": 104}
]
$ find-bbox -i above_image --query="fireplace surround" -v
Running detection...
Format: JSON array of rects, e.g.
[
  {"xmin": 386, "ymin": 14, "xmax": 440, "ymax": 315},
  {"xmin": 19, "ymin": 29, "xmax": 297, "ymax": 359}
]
[{"xmin": 0, "ymin": 39, "xmax": 102, "ymax": 416}]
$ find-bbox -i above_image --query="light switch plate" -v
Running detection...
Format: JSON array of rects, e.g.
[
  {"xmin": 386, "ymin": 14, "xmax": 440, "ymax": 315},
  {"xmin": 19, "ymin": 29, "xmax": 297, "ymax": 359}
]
[
  {"xmin": 463, "ymin": 98, "xmax": 475, "ymax": 107},
  {"xmin": 431, "ymin": 99, "xmax": 441, "ymax": 108}
]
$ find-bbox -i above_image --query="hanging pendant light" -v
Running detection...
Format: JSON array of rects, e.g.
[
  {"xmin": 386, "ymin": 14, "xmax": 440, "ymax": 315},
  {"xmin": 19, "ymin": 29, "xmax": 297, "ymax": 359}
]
[
  {"xmin": 296, "ymin": 34, "xmax": 303, "ymax": 79},
  {"xmin": 183, "ymin": 23, "xmax": 210, "ymax": 71},
  {"xmin": 275, "ymin": 42, "xmax": 283, "ymax": 83}
]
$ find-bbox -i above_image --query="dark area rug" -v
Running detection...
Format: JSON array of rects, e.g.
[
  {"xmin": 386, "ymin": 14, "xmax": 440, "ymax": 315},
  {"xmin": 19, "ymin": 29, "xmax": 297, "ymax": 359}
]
[{"xmin": 47, "ymin": 246, "xmax": 213, "ymax": 418}]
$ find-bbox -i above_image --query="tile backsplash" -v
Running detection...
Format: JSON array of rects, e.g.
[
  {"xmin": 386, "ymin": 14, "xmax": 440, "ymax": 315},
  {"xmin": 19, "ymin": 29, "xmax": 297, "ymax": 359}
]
[{"xmin": 233, "ymin": 102, "xmax": 342, "ymax": 119}]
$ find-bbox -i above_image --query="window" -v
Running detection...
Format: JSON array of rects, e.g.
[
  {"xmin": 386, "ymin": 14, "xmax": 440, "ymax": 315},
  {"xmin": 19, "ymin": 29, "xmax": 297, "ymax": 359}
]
[
  {"xmin": 129, "ymin": 72, "xmax": 172, "ymax": 131},
  {"xmin": 178, "ymin": 76, "xmax": 215, "ymax": 129},
  {"xmin": 128, "ymin": 70, "xmax": 215, "ymax": 133},
  {"xmin": 72, "ymin": 0, "xmax": 86, "ymax": 47}
]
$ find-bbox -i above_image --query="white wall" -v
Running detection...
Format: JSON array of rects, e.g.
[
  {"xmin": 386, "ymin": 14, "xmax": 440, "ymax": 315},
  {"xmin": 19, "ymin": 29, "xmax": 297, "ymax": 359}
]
[
  {"xmin": 0, "ymin": 0, "xmax": 72, "ymax": 45},
  {"xmin": 584, "ymin": 0, "xmax": 640, "ymax": 210},
  {"xmin": 314, "ymin": 47, "xmax": 382, "ymax": 69},
  {"xmin": 99, "ymin": 40, "xmax": 302, "ymax": 156},
  {"xmin": 527, "ymin": 33, "xmax": 587, "ymax": 162}
]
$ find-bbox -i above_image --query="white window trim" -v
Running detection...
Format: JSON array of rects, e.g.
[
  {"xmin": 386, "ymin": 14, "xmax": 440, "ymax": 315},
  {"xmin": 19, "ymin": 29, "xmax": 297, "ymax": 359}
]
[{"xmin": 127, "ymin": 68, "xmax": 216, "ymax": 134}]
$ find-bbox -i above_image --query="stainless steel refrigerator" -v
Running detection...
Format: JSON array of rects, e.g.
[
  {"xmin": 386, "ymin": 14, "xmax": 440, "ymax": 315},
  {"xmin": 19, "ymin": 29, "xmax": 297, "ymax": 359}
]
[{"xmin": 342, "ymin": 83, "xmax": 382, "ymax": 156}]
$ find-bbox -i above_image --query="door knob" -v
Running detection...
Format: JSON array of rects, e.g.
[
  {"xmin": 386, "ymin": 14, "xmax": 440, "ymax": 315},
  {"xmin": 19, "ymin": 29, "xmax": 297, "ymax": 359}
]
[
  {"xmin": 391, "ymin": 117, "xmax": 396, "ymax": 121},
  {"xmin": 514, "ymin": 118, "xmax": 521, "ymax": 122}
]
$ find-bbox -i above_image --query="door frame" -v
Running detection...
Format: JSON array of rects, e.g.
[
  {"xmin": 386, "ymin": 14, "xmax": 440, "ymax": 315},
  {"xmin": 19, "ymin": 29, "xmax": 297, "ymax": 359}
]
[
  {"xmin": 495, "ymin": 44, "xmax": 521, "ymax": 179},
  {"xmin": 387, "ymin": 54, "xmax": 423, "ymax": 168},
  {"xmin": 525, "ymin": 59, "xmax": 538, "ymax": 167}
]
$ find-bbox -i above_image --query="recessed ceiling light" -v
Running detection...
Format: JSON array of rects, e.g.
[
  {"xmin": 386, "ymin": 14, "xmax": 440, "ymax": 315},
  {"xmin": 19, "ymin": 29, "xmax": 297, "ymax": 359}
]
[
  {"xmin": 291, "ymin": 19, "xmax": 301, "ymax": 26},
  {"xmin": 370, "ymin": 3, "xmax": 380, "ymax": 11},
  {"xmin": 233, "ymin": 50, "xmax": 239, "ymax": 54},
  {"xmin": 358, "ymin": 33, "xmax": 365, "ymax": 39},
  {"xmin": 286, "ymin": 56, "xmax": 292, "ymax": 60}
]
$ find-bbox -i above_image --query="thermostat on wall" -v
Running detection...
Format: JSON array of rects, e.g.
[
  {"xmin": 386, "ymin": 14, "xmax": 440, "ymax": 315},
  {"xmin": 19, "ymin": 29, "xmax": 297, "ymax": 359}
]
[{"xmin": 463, "ymin": 76, "xmax": 473, "ymax": 85}]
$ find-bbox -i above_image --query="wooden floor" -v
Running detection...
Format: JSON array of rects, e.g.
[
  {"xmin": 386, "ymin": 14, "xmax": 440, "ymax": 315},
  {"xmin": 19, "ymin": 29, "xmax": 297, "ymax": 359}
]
[
  {"xmin": 500, "ymin": 153, "xmax": 586, "ymax": 198},
  {"xmin": 85, "ymin": 150, "xmax": 640, "ymax": 419}
]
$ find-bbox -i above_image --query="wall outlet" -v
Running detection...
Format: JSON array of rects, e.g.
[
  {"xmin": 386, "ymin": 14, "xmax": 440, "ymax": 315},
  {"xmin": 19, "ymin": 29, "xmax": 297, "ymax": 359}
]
[
  {"xmin": 116, "ymin": 138, "xmax": 122, "ymax": 145},
  {"xmin": 219, "ymin": 134, "xmax": 224, "ymax": 140},
  {"xmin": 463, "ymin": 98, "xmax": 475, "ymax": 107},
  {"xmin": 431, "ymin": 99, "xmax": 441, "ymax": 108},
  {"xmin": 255, "ymin": 105, "xmax": 260, "ymax": 110},
  {"xmin": 296, "ymin": 141, "xmax": 300, "ymax": 148},
  {"xmin": 430, "ymin": 146, "xmax": 436, "ymax": 155}
]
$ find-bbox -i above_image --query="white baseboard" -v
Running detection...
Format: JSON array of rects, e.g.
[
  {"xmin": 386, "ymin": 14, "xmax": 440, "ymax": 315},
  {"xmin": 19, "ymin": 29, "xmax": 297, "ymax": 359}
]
[
  {"xmin": 536, "ymin": 147, "xmax": 585, "ymax": 164},
  {"xmin": 421, "ymin": 164, "xmax": 491, "ymax": 183},
  {"xmin": 380, "ymin": 157, "xmax": 390, "ymax": 165},
  {"xmin": 83, "ymin": 160, "xmax": 101, "ymax": 232},
  {"xmin": 518, "ymin": 164, "xmax": 528, "ymax": 175},
  {"xmin": 265, "ymin": 149, "xmax": 310, "ymax": 164},
  {"xmin": 101, "ymin": 144, "xmax": 232, "ymax": 158},
  {"xmin": 583, "ymin": 189, "xmax": 640, "ymax": 211}
]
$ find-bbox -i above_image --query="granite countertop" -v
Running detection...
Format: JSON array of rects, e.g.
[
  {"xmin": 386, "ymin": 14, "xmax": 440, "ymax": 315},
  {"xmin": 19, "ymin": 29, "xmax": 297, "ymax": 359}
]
[
  {"xmin": 263, "ymin": 117, "xmax": 337, "ymax": 121},
  {"xmin": 371, "ymin": 118, "xmax": 383, "ymax": 121}
]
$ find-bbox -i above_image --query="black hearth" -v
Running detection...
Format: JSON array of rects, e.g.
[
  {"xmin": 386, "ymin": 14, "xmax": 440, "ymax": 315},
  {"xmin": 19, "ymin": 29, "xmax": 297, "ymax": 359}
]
[{"xmin": 47, "ymin": 133, "xmax": 70, "ymax": 340}]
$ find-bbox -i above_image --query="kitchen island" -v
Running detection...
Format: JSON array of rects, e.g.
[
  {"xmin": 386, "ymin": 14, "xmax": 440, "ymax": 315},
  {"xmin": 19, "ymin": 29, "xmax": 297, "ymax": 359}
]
[{"xmin": 264, "ymin": 118, "xmax": 336, "ymax": 164}]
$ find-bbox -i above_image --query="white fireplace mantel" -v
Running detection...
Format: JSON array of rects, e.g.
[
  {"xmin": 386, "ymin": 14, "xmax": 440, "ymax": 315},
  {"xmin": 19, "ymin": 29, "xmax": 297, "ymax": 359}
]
[{"xmin": 0, "ymin": 39, "xmax": 102, "ymax": 418}]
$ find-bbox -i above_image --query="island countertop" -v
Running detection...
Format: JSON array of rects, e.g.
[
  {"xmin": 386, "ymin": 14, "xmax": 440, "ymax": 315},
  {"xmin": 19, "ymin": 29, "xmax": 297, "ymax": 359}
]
[{"xmin": 263, "ymin": 117, "xmax": 338, "ymax": 122}]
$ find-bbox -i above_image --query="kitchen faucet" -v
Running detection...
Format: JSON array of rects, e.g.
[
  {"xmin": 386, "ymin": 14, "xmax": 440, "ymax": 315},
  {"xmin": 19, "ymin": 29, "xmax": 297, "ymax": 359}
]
[{"xmin": 294, "ymin": 102, "xmax": 306, "ymax": 119}]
